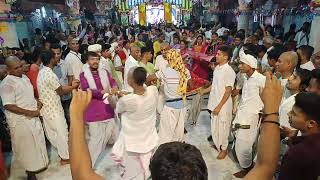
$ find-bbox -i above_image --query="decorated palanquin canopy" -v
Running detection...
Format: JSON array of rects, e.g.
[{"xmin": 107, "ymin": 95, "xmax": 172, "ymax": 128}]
[{"xmin": 116, "ymin": 0, "xmax": 192, "ymax": 12}]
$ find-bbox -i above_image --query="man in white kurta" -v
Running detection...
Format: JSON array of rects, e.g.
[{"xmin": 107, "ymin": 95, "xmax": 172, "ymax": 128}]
[
  {"xmin": 38, "ymin": 66, "xmax": 70, "ymax": 161},
  {"xmin": 156, "ymin": 64, "xmax": 191, "ymax": 144},
  {"xmin": 111, "ymin": 70, "xmax": 158, "ymax": 180},
  {"xmin": 0, "ymin": 57, "xmax": 48, "ymax": 177},
  {"xmin": 232, "ymin": 53, "xmax": 265, "ymax": 177},
  {"xmin": 124, "ymin": 46, "xmax": 141, "ymax": 92},
  {"xmin": 154, "ymin": 43, "xmax": 170, "ymax": 114},
  {"xmin": 208, "ymin": 63, "xmax": 235, "ymax": 152},
  {"xmin": 202, "ymin": 46, "xmax": 236, "ymax": 159}
]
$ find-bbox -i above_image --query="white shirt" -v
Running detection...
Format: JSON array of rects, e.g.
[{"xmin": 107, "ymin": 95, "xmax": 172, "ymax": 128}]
[
  {"xmin": 165, "ymin": 31, "xmax": 176, "ymax": 45},
  {"xmin": 280, "ymin": 78, "xmax": 292, "ymax": 102},
  {"xmin": 279, "ymin": 93, "xmax": 297, "ymax": 130},
  {"xmin": 205, "ymin": 30, "xmax": 212, "ymax": 40},
  {"xmin": 124, "ymin": 55, "xmax": 139, "ymax": 92},
  {"xmin": 155, "ymin": 66, "xmax": 191, "ymax": 100},
  {"xmin": 114, "ymin": 55, "xmax": 122, "ymax": 68},
  {"xmin": 100, "ymin": 56, "xmax": 112, "ymax": 74},
  {"xmin": 295, "ymin": 31, "xmax": 310, "ymax": 47},
  {"xmin": 123, "ymin": 48, "xmax": 130, "ymax": 58},
  {"xmin": 237, "ymin": 71, "xmax": 266, "ymax": 114},
  {"xmin": 300, "ymin": 61, "xmax": 315, "ymax": 71},
  {"xmin": 37, "ymin": 66, "xmax": 64, "ymax": 117},
  {"xmin": 208, "ymin": 63, "xmax": 236, "ymax": 111},
  {"xmin": 0, "ymin": 75, "xmax": 38, "ymax": 121},
  {"xmin": 65, "ymin": 50, "xmax": 83, "ymax": 80},
  {"xmin": 116, "ymin": 86, "xmax": 159, "ymax": 153},
  {"xmin": 154, "ymin": 55, "xmax": 168, "ymax": 72},
  {"xmin": 53, "ymin": 59, "xmax": 73, "ymax": 101}
]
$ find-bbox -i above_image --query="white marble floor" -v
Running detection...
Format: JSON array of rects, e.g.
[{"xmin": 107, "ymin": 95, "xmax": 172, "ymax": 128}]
[{"xmin": 7, "ymin": 99, "xmax": 242, "ymax": 180}]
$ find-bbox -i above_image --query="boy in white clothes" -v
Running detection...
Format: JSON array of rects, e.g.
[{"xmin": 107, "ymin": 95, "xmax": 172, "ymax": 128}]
[
  {"xmin": 111, "ymin": 67, "xmax": 159, "ymax": 179},
  {"xmin": 232, "ymin": 52, "xmax": 266, "ymax": 178},
  {"xmin": 147, "ymin": 49, "xmax": 191, "ymax": 144},
  {"xmin": 200, "ymin": 45, "xmax": 236, "ymax": 159}
]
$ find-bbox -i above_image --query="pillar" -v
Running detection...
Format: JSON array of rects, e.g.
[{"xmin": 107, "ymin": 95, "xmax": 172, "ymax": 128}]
[
  {"xmin": 237, "ymin": 0, "xmax": 250, "ymax": 34},
  {"xmin": 310, "ymin": 15, "xmax": 320, "ymax": 53},
  {"xmin": 0, "ymin": 1, "xmax": 19, "ymax": 47}
]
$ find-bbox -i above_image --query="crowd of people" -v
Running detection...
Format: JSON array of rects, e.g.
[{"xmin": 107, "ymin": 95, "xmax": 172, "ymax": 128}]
[{"xmin": 0, "ymin": 20, "xmax": 320, "ymax": 180}]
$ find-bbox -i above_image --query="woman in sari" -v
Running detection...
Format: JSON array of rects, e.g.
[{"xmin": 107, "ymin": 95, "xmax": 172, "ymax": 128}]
[{"xmin": 191, "ymin": 35, "xmax": 210, "ymax": 79}]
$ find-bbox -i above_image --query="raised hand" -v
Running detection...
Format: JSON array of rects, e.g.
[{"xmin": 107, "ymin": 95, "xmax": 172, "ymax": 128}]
[
  {"xmin": 261, "ymin": 73, "xmax": 283, "ymax": 114},
  {"xmin": 70, "ymin": 89, "xmax": 92, "ymax": 115}
]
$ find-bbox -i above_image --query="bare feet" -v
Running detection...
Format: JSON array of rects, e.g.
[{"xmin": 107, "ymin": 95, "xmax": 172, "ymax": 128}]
[
  {"xmin": 233, "ymin": 169, "xmax": 250, "ymax": 178},
  {"xmin": 233, "ymin": 164, "xmax": 253, "ymax": 178},
  {"xmin": 60, "ymin": 159, "xmax": 70, "ymax": 166},
  {"xmin": 217, "ymin": 150, "xmax": 228, "ymax": 160},
  {"xmin": 26, "ymin": 171, "xmax": 37, "ymax": 180}
]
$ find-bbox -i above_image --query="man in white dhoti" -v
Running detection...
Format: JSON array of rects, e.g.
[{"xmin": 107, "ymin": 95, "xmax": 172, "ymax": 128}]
[
  {"xmin": 0, "ymin": 56, "xmax": 48, "ymax": 180},
  {"xmin": 232, "ymin": 53, "xmax": 266, "ymax": 178},
  {"xmin": 111, "ymin": 67, "xmax": 159, "ymax": 179},
  {"xmin": 276, "ymin": 51, "xmax": 298, "ymax": 102},
  {"xmin": 124, "ymin": 46, "xmax": 141, "ymax": 92},
  {"xmin": 201, "ymin": 45, "xmax": 236, "ymax": 159},
  {"xmin": 147, "ymin": 49, "xmax": 191, "ymax": 144},
  {"xmin": 37, "ymin": 50, "xmax": 79, "ymax": 165},
  {"xmin": 154, "ymin": 42, "xmax": 170, "ymax": 114},
  {"xmin": 79, "ymin": 51, "xmax": 118, "ymax": 167}
]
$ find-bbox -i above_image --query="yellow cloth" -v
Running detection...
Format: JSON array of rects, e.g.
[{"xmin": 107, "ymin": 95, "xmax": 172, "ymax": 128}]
[
  {"xmin": 165, "ymin": 49, "xmax": 188, "ymax": 100},
  {"xmin": 153, "ymin": 41, "xmax": 161, "ymax": 63}
]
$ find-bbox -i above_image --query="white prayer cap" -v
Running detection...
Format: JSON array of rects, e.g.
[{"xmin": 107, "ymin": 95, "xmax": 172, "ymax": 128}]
[
  {"xmin": 239, "ymin": 51, "xmax": 257, "ymax": 69},
  {"xmin": 88, "ymin": 44, "xmax": 102, "ymax": 53}
]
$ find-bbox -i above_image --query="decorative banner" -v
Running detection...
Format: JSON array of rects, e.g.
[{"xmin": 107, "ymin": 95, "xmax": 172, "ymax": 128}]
[
  {"xmin": 164, "ymin": 2, "xmax": 172, "ymax": 23},
  {"xmin": 0, "ymin": 22, "xmax": 9, "ymax": 33},
  {"xmin": 138, "ymin": 3, "xmax": 146, "ymax": 26},
  {"xmin": 182, "ymin": 0, "xmax": 192, "ymax": 10},
  {"xmin": 121, "ymin": 14, "xmax": 129, "ymax": 26}
]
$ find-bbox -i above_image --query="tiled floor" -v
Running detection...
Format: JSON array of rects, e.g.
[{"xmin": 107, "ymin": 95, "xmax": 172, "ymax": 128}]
[{"xmin": 7, "ymin": 99, "xmax": 242, "ymax": 180}]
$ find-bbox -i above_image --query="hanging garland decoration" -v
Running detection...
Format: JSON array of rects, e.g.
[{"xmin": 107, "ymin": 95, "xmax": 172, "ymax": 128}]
[{"xmin": 206, "ymin": 5, "xmax": 320, "ymax": 20}]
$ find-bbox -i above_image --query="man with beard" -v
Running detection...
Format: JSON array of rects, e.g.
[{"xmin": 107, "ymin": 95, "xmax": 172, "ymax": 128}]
[{"xmin": 79, "ymin": 51, "xmax": 118, "ymax": 167}]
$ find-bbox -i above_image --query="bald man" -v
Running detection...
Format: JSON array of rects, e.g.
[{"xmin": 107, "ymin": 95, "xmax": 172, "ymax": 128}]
[
  {"xmin": 154, "ymin": 42, "xmax": 171, "ymax": 114},
  {"xmin": 276, "ymin": 51, "xmax": 298, "ymax": 101},
  {"xmin": 124, "ymin": 45, "xmax": 141, "ymax": 92},
  {"xmin": 155, "ymin": 42, "xmax": 170, "ymax": 73},
  {"xmin": 0, "ymin": 56, "xmax": 48, "ymax": 180}
]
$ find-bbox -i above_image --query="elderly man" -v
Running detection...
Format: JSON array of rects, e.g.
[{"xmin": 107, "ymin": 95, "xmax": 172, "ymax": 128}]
[
  {"xmin": 154, "ymin": 42, "xmax": 171, "ymax": 113},
  {"xmin": 232, "ymin": 52, "xmax": 266, "ymax": 178},
  {"xmin": 37, "ymin": 50, "xmax": 79, "ymax": 165},
  {"xmin": 147, "ymin": 49, "xmax": 191, "ymax": 145},
  {"xmin": 124, "ymin": 45, "xmax": 141, "ymax": 92},
  {"xmin": 65, "ymin": 37, "xmax": 82, "ymax": 80},
  {"xmin": 276, "ymin": 51, "xmax": 298, "ymax": 101},
  {"xmin": 0, "ymin": 56, "xmax": 48, "ymax": 180}
]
